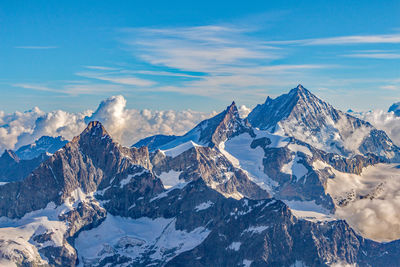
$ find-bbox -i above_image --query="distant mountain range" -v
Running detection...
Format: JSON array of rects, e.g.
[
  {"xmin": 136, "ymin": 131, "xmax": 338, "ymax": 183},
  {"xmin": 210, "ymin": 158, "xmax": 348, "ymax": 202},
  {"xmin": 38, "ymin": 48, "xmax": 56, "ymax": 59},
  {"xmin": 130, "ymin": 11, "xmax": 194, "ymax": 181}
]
[
  {"xmin": 0, "ymin": 136, "xmax": 68, "ymax": 182},
  {"xmin": 1, "ymin": 85, "xmax": 400, "ymax": 266}
]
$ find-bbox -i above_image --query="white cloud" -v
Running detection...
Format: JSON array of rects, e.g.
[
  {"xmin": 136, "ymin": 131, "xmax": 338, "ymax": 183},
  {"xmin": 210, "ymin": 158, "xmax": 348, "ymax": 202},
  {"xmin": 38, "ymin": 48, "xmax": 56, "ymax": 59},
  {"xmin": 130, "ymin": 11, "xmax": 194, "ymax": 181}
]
[
  {"xmin": 119, "ymin": 25, "xmax": 327, "ymax": 98},
  {"xmin": 0, "ymin": 96, "xmax": 215, "ymax": 153},
  {"xmin": 12, "ymin": 83, "xmax": 127, "ymax": 96},
  {"xmin": 351, "ymin": 109, "xmax": 400, "ymax": 146},
  {"xmin": 85, "ymin": 95, "xmax": 216, "ymax": 146},
  {"xmin": 328, "ymin": 163, "xmax": 400, "ymax": 241},
  {"xmin": 343, "ymin": 53, "xmax": 400, "ymax": 59},
  {"xmin": 76, "ymin": 71, "xmax": 156, "ymax": 86},
  {"xmin": 12, "ymin": 83, "xmax": 61, "ymax": 93},
  {"xmin": 267, "ymin": 33, "xmax": 400, "ymax": 45},
  {"xmin": 238, "ymin": 105, "xmax": 252, "ymax": 118}
]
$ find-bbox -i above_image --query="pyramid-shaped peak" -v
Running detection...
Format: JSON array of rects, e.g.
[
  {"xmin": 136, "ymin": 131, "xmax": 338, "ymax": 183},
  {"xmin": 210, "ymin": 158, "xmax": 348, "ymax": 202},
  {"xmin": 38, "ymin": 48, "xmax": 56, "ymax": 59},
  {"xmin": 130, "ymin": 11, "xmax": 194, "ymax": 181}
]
[
  {"xmin": 289, "ymin": 84, "xmax": 312, "ymax": 97},
  {"xmin": 247, "ymin": 85, "xmax": 335, "ymax": 132}
]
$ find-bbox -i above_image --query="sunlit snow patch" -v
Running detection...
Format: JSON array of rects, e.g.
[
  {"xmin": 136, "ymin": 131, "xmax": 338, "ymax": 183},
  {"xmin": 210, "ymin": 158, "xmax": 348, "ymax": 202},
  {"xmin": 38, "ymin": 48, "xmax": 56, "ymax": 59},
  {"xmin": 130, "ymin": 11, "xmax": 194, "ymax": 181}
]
[
  {"xmin": 219, "ymin": 130, "xmax": 288, "ymax": 193},
  {"xmin": 284, "ymin": 200, "xmax": 336, "ymax": 222},
  {"xmin": 158, "ymin": 170, "xmax": 183, "ymax": 189},
  {"xmin": 161, "ymin": 141, "xmax": 200, "ymax": 158}
]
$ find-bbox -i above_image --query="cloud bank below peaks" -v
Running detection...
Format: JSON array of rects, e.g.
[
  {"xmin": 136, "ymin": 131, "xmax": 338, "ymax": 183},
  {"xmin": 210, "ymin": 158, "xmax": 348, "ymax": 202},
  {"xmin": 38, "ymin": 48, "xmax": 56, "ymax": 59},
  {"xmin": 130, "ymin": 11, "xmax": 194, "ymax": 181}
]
[
  {"xmin": 0, "ymin": 96, "xmax": 217, "ymax": 153},
  {"xmin": 349, "ymin": 109, "xmax": 400, "ymax": 147}
]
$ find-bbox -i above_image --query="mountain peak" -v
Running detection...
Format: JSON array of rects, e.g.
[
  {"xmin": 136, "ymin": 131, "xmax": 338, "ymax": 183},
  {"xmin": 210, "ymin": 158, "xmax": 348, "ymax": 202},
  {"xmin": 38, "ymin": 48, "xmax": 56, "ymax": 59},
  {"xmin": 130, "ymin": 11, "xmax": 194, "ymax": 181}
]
[
  {"xmin": 153, "ymin": 101, "xmax": 248, "ymax": 150},
  {"xmin": 247, "ymin": 85, "xmax": 325, "ymax": 132},
  {"xmin": 288, "ymin": 84, "xmax": 313, "ymax": 99},
  {"xmin": 81, "ymin": 121, "xmax": 109, "ymax": 138},
  {"xmin": 226, "ymin": 101, "xmax": 237, "ymax": 113}
]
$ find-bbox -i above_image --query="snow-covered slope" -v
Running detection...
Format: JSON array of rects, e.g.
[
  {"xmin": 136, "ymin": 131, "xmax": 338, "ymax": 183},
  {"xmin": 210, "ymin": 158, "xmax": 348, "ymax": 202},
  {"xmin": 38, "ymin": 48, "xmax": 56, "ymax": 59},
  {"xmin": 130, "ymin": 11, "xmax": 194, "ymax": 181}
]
[{"xmin": 131, "ymin": 134, "xmax": 177, "ymax": 151}]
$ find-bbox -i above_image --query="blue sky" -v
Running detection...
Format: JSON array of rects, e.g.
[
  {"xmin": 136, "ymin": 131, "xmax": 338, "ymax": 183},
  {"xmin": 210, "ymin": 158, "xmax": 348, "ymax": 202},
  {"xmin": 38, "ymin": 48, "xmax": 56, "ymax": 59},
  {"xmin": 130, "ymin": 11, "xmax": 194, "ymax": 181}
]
[{"xmin": 0, "ymin": 0, "xmax": 399, "ymax": 113}]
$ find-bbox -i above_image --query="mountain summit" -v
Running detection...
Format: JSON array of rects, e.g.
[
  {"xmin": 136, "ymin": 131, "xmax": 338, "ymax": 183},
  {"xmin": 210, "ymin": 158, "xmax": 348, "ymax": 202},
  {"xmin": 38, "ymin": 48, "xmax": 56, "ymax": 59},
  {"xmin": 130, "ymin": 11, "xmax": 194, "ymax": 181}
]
[
  {"xmin": 248, "ymin": 85, "xmax": 399, "ymax": 158},
  {"xmin": 141, "ymin": 101, "xmax": 251, "ymax": 151},
  {"xmin": 247, "ymin": 84, "xmax": 340, "ymax": 133}
]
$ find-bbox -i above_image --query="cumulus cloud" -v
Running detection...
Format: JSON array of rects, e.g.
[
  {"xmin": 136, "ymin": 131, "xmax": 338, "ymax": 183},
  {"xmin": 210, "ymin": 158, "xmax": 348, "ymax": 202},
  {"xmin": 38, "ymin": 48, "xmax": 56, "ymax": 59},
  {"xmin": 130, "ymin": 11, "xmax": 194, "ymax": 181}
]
[
  {"xmin": 85, "ymin": 95, "xmax": 216, "ymax": 146},
  {"xmin": 238, "ymin": 105, "xmax": 252, "ymax": 118},
  {"xmin": 0, "ymin": 96, "xmax": 215, "ymax": 153},
  {"xmin": 351, "ymin": 109, "xmax": 400, "ymax": 146}
]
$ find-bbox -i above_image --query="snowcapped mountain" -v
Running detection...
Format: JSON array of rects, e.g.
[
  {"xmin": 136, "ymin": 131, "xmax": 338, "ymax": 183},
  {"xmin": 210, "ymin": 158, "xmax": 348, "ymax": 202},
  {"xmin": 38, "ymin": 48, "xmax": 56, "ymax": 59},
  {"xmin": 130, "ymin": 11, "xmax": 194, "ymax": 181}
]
[
  {"xmin": 389, "ymin": 102, "xmax": 400, "ymax": 116},
  {"xmin": 153, "ymin": 101, "xmax": 252, "ymax": 150},
  {"xmin": 15, "ymin": 136, "xmax": 68, "ymax": 160},
  {"xmin": 0, "ymin": 136, "xmax": 68, "ymax": 183},
  {"xmin": 1, "ymin": 87, "xmax": 400, "ymax": 266},
  {"xmin": 247, "ymin": 85, "xmax": 399, "ymax": 159}
]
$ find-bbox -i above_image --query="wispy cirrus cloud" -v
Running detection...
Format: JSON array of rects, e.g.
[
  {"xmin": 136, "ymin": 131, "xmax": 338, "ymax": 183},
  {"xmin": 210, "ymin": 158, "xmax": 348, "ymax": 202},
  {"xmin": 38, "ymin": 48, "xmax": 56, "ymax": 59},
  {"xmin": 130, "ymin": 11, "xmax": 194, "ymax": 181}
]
[
  {"xmin": 381, "ymin": 85, "xmax": 400, "ymax": 91},
  {"xmin": 12, "ymin": 82, "xmax": 126, "ymax": 96},
  {"xmin": 123, "ymin": 25, "xmax": 281, "ymax": 73},
  {"xmin": 118, "ymin": 25, "xmax": 329, "ymax": 99},
  {"xmin": 76, "ymin": 71, "xmax": 156, "ymax": 86},
  {"xmin": 266, "ymin": 33, "xmax": 400, "ymax": 46},
  {"xmin": 12, "ymin": 83, "xmax": 60, "ymax": 93},
  {"xmin": 343, "ymin": 51, "xmax": 400, "ymax": 59}
]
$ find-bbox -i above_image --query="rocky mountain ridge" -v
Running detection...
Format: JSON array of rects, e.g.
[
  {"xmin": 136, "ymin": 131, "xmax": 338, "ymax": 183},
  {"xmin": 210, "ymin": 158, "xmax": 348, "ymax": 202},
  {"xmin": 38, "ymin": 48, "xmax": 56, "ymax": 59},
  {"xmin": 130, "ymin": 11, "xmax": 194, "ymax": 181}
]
[{"xmin": 1, "ymin": 86, "xmax": 400, "ymax": 266}]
